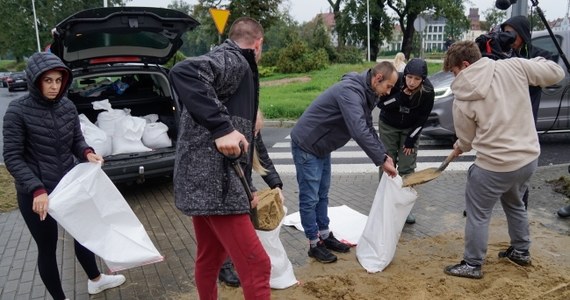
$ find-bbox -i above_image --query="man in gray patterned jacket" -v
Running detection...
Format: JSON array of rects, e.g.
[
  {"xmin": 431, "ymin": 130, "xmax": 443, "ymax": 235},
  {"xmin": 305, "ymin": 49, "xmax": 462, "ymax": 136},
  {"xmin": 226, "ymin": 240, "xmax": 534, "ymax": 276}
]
[{"xmin": 169, "ymin": 17, "xmax": 270, "ymax": 300}]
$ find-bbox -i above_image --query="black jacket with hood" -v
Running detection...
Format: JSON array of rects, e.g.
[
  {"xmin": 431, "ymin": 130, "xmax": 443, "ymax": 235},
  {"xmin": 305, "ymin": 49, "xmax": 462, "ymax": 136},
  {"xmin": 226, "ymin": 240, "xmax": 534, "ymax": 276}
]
[
  {"xmin": 3, "ymin": 52, "xmax": 92, "ymax": 195},
  {"xmin": 501, "ymin": 15, "xmax": 554, "ymax": 121},
  {"xmin": 377, "ymin": 58, "xmax": 435, "ymax": 148}
]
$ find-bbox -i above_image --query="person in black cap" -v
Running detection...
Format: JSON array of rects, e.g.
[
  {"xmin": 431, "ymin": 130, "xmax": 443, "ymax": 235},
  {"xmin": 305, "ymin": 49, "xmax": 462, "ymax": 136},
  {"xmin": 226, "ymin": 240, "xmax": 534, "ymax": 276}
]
[
  {"xmin": 501, "ymin": 15, "xmax": 554, "ymax": 210},
  {"xmin": 377, "ymin": 58, "xmax": 435, "ymax": 224}
]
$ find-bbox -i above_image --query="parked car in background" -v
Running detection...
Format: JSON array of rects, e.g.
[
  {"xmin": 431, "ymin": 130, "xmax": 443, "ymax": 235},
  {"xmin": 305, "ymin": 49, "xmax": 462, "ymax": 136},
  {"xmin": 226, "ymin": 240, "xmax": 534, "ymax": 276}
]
[
  {"xmin": 422, "ymin": 29, "xmax": 570, "ymax": 141},
  {"xmin": 51, "ymin": 6, "xmax": 199, "ymax": 183},
  {"xmin": 6, "ymin": 71, "xmax": 27, "ymax": 92},
  {"xmin": 0, "ymin": 72, "xmax": 12, "ymax": 87}
]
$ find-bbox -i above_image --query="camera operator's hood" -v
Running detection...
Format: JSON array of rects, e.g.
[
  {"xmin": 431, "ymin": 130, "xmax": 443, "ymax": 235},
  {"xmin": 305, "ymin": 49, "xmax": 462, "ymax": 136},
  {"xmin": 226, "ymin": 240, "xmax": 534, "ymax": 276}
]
[{"xmin": 500, "ymin": 16, "xmax": 531, "ymax": 45}]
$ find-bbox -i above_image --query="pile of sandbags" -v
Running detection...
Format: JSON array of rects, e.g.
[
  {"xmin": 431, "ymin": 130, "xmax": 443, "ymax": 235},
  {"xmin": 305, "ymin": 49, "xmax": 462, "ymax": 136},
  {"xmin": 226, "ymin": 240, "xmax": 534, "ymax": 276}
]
[{"xmin": 79, "ymin": 99, "xmax": 172, "ymax": 157}]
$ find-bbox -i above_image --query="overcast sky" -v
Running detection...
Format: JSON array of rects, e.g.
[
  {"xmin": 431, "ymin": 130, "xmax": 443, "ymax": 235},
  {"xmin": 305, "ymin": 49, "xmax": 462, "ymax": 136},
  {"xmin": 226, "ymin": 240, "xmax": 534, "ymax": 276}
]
[{"xmin": 126, "ymin": 0, "xmax": 562, "ymax": 23}]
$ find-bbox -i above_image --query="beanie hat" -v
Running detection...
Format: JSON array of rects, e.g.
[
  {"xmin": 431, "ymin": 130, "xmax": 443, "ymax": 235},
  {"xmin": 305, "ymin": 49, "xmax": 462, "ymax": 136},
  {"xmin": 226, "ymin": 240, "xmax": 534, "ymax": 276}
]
[{"xmin": 403, "ymin": 58, "xmax": 428, "ymax": 80}]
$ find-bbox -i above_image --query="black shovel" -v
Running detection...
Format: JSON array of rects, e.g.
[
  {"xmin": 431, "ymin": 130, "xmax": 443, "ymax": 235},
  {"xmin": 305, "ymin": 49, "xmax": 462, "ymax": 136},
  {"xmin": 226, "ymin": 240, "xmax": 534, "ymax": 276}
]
[{"xmin": 221, "ymin": 144, "xmax": 260, "ymax": 229}]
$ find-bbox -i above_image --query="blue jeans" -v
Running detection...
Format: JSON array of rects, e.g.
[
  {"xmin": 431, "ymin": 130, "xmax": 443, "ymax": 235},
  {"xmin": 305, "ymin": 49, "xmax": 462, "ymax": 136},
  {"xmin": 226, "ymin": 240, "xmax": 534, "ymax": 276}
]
[{"xmin": 291, "ymin": 141, "xmax": 331, "ymax": 241}]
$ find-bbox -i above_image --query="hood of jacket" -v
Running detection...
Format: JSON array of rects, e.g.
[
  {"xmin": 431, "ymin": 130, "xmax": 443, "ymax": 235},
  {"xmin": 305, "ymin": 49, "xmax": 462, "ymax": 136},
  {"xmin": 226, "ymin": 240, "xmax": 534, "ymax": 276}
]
[
  {"xmin": 341, "ymin": 69, "xmax": 380, "ymax": 108},
  {"xmin": 450, "ymin": 57, "xmax": 495, "ymax": 101},
  {"xmin": 404, "ymin": 58, "xmax": 428, "ymax": 80},
  {"xmin": 25, "ymin": 52, "xmax": 73, "ymax": 103},
  {"xmin": 501, "ymin": 16, "xmax": 531, "ymax": 45}
]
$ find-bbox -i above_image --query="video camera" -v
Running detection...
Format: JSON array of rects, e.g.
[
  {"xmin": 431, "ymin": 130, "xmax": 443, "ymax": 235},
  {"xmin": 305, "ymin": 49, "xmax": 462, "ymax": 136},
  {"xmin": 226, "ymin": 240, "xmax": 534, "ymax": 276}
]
[{"xmin": 475, "ymin": 28, "xmax": 517, "ymax": 60}]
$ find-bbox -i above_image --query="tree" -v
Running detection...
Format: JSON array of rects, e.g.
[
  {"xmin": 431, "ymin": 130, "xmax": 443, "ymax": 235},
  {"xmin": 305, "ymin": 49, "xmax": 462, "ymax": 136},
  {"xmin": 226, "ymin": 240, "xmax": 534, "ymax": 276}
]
[
  {"xmin": 386, "ymin": 0, "xmax": 468, "ymax": 59},
  {"xmin": 0, "ymin": 0, "xmax": 126, "ymax": 62},
  {"xmin": 528, "ymin": 8, "xmax": 546, "ymax": 31},
  {"xmin": 481, "ymin": 7, "xmax": 507, "ymax": 31},
  {"xmin": 227, "ymin": 0, "xmax": 283, "ymax": 32},
  {"xmin": 335, "ymin": 0, "xmax": 393, "ymax": 61},
  {"xmin": 326, "ymin": 0, "xmax": 345, "ymax": 47}
]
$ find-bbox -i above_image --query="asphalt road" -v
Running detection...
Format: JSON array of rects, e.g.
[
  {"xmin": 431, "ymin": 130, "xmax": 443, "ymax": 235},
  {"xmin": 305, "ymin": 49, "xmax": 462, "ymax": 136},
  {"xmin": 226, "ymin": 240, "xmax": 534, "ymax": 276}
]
[{"xmin": 1, "ymin": 87, "xmax": 569, "ymax": 167}]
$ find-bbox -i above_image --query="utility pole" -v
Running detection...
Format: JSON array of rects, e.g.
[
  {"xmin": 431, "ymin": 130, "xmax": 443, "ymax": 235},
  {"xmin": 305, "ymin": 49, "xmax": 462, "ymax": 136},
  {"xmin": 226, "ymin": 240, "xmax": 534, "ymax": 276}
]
[
  {"xmin": 32, "ymin": 0, "xmax": 41, "ymax": 52},
  {"xmin": 367, "ymin": 0, "xmax": 370, "ymax": 61},
  {"xmin": 510, "ymin": 0, "xmax": 528, "ymax": 17}
]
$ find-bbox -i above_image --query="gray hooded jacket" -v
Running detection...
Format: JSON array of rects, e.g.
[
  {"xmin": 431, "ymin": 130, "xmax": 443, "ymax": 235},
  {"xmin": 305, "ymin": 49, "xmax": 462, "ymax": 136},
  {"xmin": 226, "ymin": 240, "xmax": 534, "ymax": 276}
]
[{"xmin": 291, "ymin": 70, "xmax": 387, "ymax": 166}]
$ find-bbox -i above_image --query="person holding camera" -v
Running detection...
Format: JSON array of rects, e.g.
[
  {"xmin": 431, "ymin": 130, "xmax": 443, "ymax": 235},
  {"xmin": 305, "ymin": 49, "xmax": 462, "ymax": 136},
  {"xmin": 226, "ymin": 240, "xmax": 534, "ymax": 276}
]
[{"xmin": 500, "ymin": 16, "xmax": 554, "ymax": 210}]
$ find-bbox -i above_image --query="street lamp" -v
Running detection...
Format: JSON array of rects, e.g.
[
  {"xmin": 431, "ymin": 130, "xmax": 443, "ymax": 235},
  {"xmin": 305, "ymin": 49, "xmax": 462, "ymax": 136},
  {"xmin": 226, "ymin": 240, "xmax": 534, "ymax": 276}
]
[
  {"xmin": 32, "ymin": 0, "xmax": 41, "ymax": 52},
  {"xmin": 367, "ymin": 0, "xmax": 370, "ymax": 61}
]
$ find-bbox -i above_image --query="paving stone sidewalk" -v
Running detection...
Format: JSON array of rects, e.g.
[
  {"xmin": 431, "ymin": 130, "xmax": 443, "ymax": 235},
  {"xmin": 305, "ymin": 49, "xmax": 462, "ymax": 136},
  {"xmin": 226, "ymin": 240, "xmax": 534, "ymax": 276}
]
[{"xmin": 0, "ymin": 165, "xmax": 568, "ymax": 300}]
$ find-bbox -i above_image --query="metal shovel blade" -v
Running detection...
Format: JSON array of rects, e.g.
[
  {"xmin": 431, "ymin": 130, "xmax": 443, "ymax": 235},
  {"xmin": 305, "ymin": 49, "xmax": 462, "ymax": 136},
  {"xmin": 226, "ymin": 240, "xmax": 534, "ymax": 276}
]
[{"xmin": 402, "ymin": 152, "xmax": 456, "ymax": 187}]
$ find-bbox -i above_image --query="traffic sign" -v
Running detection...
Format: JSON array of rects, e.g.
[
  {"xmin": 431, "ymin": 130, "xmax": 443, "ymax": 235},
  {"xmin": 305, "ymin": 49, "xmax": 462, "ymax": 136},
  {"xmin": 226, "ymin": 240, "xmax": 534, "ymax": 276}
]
[
  {"xmin": 209, "ymin": 8, "xmax": 231, "ymax": 35},
  {"xmin": 413, "ymin": 16, "xmax": 427, "ymax": 32}
]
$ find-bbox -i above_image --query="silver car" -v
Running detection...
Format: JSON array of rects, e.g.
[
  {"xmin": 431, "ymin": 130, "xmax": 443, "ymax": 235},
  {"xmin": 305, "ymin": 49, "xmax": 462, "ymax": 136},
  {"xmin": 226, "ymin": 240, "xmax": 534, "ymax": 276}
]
[{"xmin": 422, "ymin": 29, "xmax": 570, "ymax": 140}]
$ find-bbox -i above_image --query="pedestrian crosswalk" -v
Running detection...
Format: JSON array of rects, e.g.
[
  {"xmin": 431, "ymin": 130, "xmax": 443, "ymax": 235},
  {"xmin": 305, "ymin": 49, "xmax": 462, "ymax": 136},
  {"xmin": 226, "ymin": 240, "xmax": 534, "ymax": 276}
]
[{"xmin": 268, "ymin": 135, "xmax": 475, "ymax": 174}]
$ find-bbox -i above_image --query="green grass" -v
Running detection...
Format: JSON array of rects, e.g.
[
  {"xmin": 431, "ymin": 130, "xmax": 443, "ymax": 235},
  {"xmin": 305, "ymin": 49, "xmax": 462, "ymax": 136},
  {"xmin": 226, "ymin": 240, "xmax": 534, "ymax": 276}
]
[
  {"xmin": 260, "ymin": 62, "xmax": 443, "ymax": 120},
  {"xmin": 0, "ymin": 60, "xmax": 25, "ymax": 72}
]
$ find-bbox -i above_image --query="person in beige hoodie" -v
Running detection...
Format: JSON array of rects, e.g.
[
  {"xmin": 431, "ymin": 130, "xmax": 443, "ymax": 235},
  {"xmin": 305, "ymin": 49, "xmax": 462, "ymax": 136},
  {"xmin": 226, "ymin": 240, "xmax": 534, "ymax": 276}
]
[{"xmin": 441, "ymin": 40, "xmax": 565, "ymax": 279}]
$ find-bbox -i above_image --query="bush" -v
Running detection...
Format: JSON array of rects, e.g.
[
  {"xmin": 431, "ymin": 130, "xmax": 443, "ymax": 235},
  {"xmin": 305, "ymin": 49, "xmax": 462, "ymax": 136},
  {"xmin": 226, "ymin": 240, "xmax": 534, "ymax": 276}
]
[
  {"xmin": 165, "ymin": 51, "xmax": 187, "ymax": 69},
  {"xmin": 276, "ymin": 40, "xmax": 329, "ymax": 73},
  {"xmin": 258, "ymin": 65, "xmax": 276, "ymax": 78},
  {"xmin": 260, "ymin": 48, "xmax": 280, "ymax": 67},
  {"xmin": 334, "ymin": 46, "xmax": 364, "ymax": 64}
]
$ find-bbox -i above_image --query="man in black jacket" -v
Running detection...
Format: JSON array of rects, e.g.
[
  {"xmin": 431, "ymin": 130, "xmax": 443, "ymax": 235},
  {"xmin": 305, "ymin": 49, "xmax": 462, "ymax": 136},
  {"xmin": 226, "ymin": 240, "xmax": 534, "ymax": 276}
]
[
  {"xmin": 169, "ymin": 17, "xmax": 270, "ymax": 300},
  {"xmin": 501, "ymin": 15, "xmax": 554, "ymax": 210}
]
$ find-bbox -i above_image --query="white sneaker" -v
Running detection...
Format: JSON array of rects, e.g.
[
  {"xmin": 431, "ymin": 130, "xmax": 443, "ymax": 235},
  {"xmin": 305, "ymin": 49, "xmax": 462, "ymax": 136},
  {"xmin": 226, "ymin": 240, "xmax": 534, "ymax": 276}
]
[{"xmin": 88, "ymin": 273, "xmax": 126, "ymax": 295}]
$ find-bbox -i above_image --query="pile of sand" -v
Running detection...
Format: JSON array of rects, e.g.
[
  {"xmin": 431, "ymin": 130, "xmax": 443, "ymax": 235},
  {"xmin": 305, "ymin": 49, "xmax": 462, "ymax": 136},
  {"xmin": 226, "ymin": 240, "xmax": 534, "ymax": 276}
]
[{"xmin": 219, "ymin": 218, "xmax": 570, "ymax": 299}]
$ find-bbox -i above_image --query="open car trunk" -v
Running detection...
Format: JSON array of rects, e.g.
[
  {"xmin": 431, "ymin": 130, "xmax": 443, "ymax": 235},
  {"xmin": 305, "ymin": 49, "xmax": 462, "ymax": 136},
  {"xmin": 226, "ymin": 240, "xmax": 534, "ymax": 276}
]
[{"xmin": 68, "ymin": 66, "xmax": 179, "ymax": 183}]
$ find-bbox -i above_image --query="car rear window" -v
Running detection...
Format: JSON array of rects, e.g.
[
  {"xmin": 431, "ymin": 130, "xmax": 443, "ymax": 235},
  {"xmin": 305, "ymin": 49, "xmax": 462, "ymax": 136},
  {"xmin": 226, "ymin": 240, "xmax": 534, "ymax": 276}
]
[{"xmin": 67, "ymin": 32, "xmax": 170, "ymax": 52}]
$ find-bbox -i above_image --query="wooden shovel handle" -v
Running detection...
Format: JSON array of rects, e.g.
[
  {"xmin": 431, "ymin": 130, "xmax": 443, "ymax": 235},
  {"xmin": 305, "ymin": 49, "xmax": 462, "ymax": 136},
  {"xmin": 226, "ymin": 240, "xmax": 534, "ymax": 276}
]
[{"xmin": 437, "ymin": 151, "xmax": 456, "ymax": 172}]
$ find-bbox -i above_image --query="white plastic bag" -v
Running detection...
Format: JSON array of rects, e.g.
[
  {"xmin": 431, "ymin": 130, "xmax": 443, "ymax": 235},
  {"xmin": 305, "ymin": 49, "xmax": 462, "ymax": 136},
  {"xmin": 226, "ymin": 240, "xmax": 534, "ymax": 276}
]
[
  {"xmin": 48, "ymin": 163, "xmax": 164, "ymax": 272},
  {"xmin": 142, "ymin": 122, "xmax": 172, "ymax": 149},
  {"xmin": 356, "ymin": 175, "xmax": 417, "ymax": 273},
  {"xmin": 112, "ymin": 116, "xmax": 152, "ymax": 154},
  {"xmin": 79, "ymin": 114, "xmax": 112, "ymax": 157},
  {"xmin": 256, "ymin": 207, "xmax": 298, "ymax": 289}
]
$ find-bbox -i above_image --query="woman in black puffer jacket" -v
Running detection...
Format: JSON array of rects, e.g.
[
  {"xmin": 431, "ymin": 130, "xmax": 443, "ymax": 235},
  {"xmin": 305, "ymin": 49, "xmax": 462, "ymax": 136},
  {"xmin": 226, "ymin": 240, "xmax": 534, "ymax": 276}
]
[{"xmin": 2, "ymin": 52, "xmax": 125, "ymax": 300}]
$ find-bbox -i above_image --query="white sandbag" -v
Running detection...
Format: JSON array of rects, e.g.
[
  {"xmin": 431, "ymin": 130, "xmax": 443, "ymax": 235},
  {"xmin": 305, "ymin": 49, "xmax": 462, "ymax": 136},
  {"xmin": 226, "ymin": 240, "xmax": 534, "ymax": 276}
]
[
  {"xmin": 79, "ymin": 114, "xmax": 112, "ymax": 157},
  {"xmin": 356, "ymin": 175, "xmax": 417, "ymax": 273},
  {"xmin": 48, "ymin": 163, "xmax": 164, "ymax": 272},
  {"xmin": 92, "ymin": 99, "xmax": 131, "ymax": 138},
  {"xmin": 142, "ymin": 122, "xmax": 172, "ymax": 149},
  {"xmin": 283, "ymin": 205, "xmax": 367, "ymax": 245},
  {"xmin": 142, "ymin": 114, "xmax": 159, "ymax": 123},
  {"xmin": 112, "ymin": 116, "xmax": 152, "ymax": 155},
  {"xmin": 256, "ymin": 207, "xmax": 298, "ymax": 289}
]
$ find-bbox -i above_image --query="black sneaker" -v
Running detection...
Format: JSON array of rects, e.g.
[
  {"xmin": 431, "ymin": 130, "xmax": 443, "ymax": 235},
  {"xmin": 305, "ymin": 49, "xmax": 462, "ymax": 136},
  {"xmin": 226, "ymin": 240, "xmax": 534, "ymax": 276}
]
[
  {"xmin": 218, "ymin": 262, "xmax": 240, "ymax": 287},
  {"xmin": 308, "ymin": 241, "xmax": 338, "ymax": 263},
  {"xmin": 498, "ymin": 246, "xmax": 531, "ymax": 266},
  {"xmin": 444, "ymin": 260, "xmax": 483, "ymax": 279},
  {"xmin": 322, "ymin": 232, "xmax": 351, "ymax": 253},
  {"xmin": 405, "ymin": 213, "xmax": 416, "ymax": 224}
]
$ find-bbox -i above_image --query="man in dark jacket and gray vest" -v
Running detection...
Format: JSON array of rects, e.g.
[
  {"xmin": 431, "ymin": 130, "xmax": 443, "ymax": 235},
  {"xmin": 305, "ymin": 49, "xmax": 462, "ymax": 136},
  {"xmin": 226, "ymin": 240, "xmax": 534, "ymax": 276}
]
[
  {"xmin": 290, "ymin": 61, "xmax": 399, "ymax": 264},
  {"xmin": 169, "ymin": 17, "xmax": 270, "ymax": 300}
]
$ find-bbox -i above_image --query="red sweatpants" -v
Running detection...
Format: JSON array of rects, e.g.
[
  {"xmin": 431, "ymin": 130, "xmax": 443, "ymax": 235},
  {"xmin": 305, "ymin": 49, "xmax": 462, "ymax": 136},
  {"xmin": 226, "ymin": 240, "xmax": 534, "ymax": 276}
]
[{"xmin": 192, "ymin": 214, "xmax": 271, "ymax": 300}]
